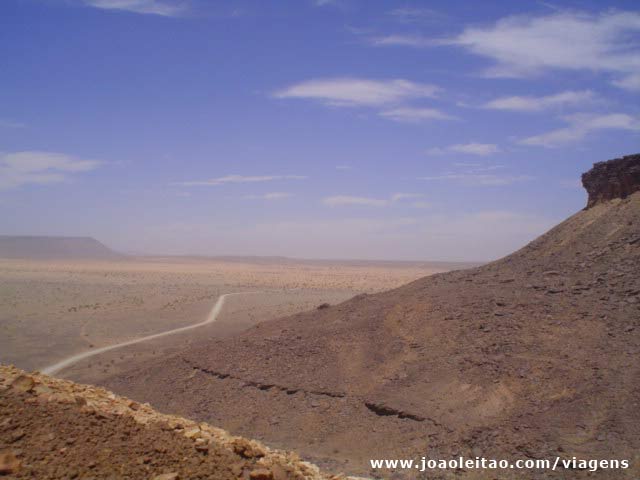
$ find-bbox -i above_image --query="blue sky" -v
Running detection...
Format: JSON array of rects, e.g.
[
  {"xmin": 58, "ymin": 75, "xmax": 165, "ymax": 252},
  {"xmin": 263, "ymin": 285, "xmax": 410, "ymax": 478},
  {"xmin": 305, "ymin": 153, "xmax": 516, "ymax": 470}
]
[{"xmin": 1, "ymin": 0, "xmax": 639, "ymax": 261}]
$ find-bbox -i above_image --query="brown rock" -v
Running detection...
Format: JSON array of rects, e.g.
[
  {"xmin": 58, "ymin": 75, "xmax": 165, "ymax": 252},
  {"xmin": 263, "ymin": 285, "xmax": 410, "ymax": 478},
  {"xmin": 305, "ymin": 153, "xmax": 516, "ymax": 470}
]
[
  {"xmin": 183, "ymin": 426, "xmax": 200, "ymax": 439},
  {"xmin": 0, "ymin": 451, "xmax": 21, "ymax": 475},
  {"xmin": 9, "ymin": 429, "xmax": 25, "ymax": 443},
  {"xmin": 152, "ymin": 473, "xmax": 179, "ymax": 480},
  {"xmin": 232, "ymin": 438, "xmax": 266, "ymax": 458},
  {"xmin": 271, "ymin": 464, "xmax": 289, "ymax": 480},
  {"xmin": 249, "ymin": 468, "xmax": 274, "ymax": 480},
  {"xmin": 10, "ymin": 375, "xmax": 34, "ymax": 393},
  {"xmin": 230, "ymin": 462, "xmax": 244, "ymax": 476}
]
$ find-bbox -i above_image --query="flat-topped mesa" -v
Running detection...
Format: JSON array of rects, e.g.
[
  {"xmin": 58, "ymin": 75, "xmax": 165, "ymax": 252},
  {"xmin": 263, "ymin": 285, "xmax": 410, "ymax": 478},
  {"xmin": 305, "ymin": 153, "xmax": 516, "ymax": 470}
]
[{"xmin": 582, "ymin": 154, "xmax": 640, "ymax": 209}]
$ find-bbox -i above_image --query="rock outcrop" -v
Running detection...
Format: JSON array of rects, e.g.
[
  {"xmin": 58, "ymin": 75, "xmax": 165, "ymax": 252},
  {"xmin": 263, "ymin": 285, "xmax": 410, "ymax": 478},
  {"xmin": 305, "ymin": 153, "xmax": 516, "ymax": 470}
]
[
  {"xmin": 582, "ymin": 153, "xmax": 640, "ymax": 208},
  {"xmin": 0, "ymin": 365, "xmax": 344, "ymax": 480}
]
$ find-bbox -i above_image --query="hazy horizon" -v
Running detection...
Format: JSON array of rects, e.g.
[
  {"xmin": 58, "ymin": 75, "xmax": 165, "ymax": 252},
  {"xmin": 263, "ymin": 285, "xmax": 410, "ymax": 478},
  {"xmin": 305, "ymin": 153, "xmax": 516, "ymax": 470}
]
[{"xmin": 2, "ymin": 0, "xmax": 639, "ymax": 261}]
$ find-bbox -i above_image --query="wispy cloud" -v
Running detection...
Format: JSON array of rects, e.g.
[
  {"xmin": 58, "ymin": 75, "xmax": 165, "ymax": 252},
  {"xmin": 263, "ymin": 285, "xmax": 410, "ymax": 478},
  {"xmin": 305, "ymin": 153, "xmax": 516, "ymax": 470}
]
[
  {"xmin": 483, "ymin": 90, "xmax": 595, "ymax": 112},
  {"xmin": 612, "ymin": 73, "xmax": 640, "ymax": 92},
  {"xmin": 391, "ymin": 193, "xmax": 424, "ymax": 202},
  {"xmin": 369, "ymin": 34, "xmax": 433, "ymax": 47},
  {"xmin": 323, "ymin": 195, "xmax": 389, "ymax": 207},
  {"xmin": 391, "ymin": 193, "xmax": 430, "ymax": 208},
  {"xmin": 426, "ymin": 143, "xmax": 501, "ymax": 156},
  {"xmin": 242, "ymin": 192, "xmax": 293, "ymax": 200},
  {"xmin": 441, "ymin": 10, "xmax": 640, "ymax": 89},
  {"xmin": 379, "ymin": 107, "xmax": 455, "ymax": 123},
  {"xmin": 176, "ymin": 174, "xmax": 308, "ymax": 187},
  {"xmin": 0, "ymin": 151, "xmax": 101, "ymax": 189},
  {"xmin": 81, "ymin": 0, "xmax": 186, "ymax": 16},
  {"xmin": 323, "ymin": 193, "xmax": 429, "ymax": 208},
  {"xmin": 419, "ymin": 163, "xmax": 529, "ymax": 186},
  {"xmin": 519, "ymin": 113, "xmax": 640, "ymax": 147},
  {"xmin": 273, "ymin": 78, "xmax": 439, "ymax": 107},
  {"xmin": 336, "ymin": 165, "xmax": 352, "ymax": 170}
]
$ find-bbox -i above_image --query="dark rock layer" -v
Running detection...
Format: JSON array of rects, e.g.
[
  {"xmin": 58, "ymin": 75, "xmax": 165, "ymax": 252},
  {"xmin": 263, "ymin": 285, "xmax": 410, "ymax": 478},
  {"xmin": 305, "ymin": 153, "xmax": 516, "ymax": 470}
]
[{"xmin": 582, "ymin": 153, "xmax": 640, "ymax": 208}]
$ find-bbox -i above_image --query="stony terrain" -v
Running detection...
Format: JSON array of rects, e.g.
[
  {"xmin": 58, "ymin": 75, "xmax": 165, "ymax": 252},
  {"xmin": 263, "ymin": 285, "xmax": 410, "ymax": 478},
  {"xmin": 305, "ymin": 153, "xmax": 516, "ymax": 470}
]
[
  {"xmin": 103, "ymin": 155, "xmax": 640, "ymax": 479},
  {"xmin": 1, "ymin": 256, "xmax": 458, "ymax": 378},
  {"xmin": 0, "ymin": 365, "xmax": 344, "ymax": 479}
]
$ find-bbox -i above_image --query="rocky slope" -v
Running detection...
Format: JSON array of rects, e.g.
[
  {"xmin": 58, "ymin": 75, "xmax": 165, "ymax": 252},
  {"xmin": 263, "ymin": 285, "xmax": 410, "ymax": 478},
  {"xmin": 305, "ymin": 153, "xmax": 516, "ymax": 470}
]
[
  {"xmin": 103, "ymin": 155, "xmax": 640, "ymax": 479},
  {"xmin": 0, "ymin": 365, "xmax": 344, "ymax": 479}
]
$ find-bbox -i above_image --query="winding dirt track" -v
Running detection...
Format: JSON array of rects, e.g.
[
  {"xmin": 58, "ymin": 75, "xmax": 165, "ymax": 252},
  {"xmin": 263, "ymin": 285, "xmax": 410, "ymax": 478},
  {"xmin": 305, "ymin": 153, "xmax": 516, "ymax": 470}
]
[{"xmin": 41, "ymin": 292, "xmax": 248, "ymax": 376}]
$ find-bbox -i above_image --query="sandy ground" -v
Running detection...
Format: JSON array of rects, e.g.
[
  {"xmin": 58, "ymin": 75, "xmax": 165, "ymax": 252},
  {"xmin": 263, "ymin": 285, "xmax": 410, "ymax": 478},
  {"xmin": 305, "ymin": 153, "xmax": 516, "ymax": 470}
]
[{"xmin": 0, "ymin": 256, "xmax": 465, "ymax": 385}]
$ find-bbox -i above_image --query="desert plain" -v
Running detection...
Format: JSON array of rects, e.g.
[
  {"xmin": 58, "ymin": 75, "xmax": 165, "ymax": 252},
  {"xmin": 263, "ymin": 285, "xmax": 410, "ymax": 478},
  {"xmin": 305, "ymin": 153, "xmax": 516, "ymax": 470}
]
[{"xmin": 0, "ymin": 256, "xmax": 472, "ymax": 385}]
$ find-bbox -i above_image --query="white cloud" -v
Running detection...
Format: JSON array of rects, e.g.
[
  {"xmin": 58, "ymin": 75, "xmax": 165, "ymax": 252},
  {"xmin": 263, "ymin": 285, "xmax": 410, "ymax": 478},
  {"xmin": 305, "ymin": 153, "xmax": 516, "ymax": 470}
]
[
  {"xmin": 391, "ymin": 192, "xmax": 424, "ymax": 202},
  {"xmin": 391, "ymin": 193, "xmax": 431, "ymax": 209},
  {"xmin": 483, "ymin": 90, "xmax": 595, "ymax": 112},
  {"xmin": 443, "ymin": 10, "xmax": 640, "ymax": 88},
  {"xmin": 370, "ymin": 34, "xmax": 433, "ymax": 47},
  {"xmin": 426, "ymin": 143, "xmax": 501, "ymax": 156},
  {"xmin": 612, "ymin": 73, "xmax": 640, "ymax": 92},
  {"xmin": 520, "ymin": 113, "xmax": 640, "ymax": 147},
  {"xmin": 379, "ymin": 107, "xmax": 454, "ymax": 123},
  {"xmin": 0, "ymin": 151, "xmax": 101, "ymax": 189},
  {"xmin": 322, "ymin": 195, "xmax": 389, "ymax": 207},
  {"xmin": 273, "ymin": 78, "xmax": 439, "ymax": 107},
  {"xmin": 81, "ymin": 0, "xmax": 185, "ymax": 16},
  {"xmin": 243, "ymin": 192, "xmax": 293, "ymax": 200},
  {"xmin": 176, "ymin": 174, "xmax": 308, "ymax": 187},
  {"xmin": 336, "ymin": 165, "xmax": 352, "ymax": 170}
]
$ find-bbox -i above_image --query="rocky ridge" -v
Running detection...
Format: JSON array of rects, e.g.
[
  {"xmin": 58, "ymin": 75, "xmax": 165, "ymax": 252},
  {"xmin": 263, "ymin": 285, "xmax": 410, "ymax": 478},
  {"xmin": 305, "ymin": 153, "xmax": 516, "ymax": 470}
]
[{"xmin": 0, "ymin": 365, "xmax": 346, "ymax": 479}]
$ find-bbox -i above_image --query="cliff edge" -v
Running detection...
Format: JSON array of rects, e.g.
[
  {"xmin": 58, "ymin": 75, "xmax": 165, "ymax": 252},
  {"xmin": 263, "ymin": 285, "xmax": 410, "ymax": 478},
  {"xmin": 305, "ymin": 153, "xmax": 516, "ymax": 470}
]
[{"xmin": 582, "ymin": 154, "xmax": 640, "ymax": 208}]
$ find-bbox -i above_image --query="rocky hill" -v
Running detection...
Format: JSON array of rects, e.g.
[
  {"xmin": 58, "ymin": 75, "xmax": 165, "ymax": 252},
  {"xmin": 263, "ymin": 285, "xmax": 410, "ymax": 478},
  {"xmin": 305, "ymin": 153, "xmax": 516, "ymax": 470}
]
[
  {"xmin": 103, "ymin": 154, "xmax": 640, "ymax": 478},
  {"xmin": 0, "ymin": 236, "xmax": 122, "ymax": 260},
  {"xmin": 0, "ymin": 365, "xmax": 342, "ymax": 479}
]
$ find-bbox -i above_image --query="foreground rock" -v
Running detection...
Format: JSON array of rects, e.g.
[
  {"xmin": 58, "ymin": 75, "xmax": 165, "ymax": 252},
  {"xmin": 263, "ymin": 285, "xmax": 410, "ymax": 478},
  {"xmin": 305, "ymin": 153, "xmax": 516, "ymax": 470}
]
[{"xmin": 0, "ymin": 365, "xmax": 344, "ymax": 480}]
